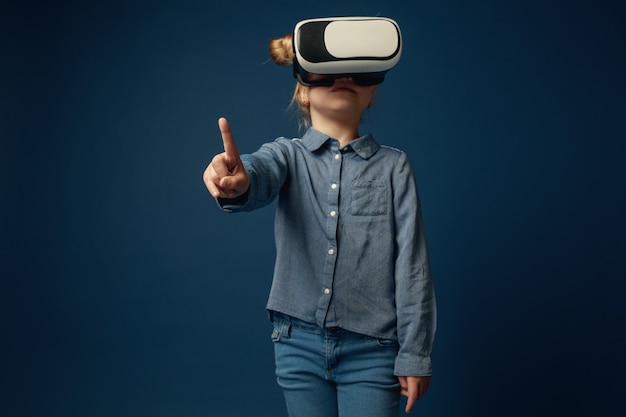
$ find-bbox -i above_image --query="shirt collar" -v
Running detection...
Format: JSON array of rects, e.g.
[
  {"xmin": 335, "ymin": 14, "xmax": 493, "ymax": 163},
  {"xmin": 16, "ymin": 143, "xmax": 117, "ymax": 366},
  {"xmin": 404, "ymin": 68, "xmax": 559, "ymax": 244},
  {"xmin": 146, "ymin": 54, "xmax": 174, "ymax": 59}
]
[{"xmin": 301, "ymin": 127, "xmax": 381, "ymax": 160}]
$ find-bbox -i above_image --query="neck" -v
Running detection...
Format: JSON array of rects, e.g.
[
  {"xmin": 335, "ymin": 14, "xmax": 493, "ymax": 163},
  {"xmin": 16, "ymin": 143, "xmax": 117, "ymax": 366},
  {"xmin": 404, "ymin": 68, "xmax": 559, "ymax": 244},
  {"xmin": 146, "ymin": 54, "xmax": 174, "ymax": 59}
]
[{"xmin": 310, "ymin": 114, "xmax": 360, "ymax": 148}]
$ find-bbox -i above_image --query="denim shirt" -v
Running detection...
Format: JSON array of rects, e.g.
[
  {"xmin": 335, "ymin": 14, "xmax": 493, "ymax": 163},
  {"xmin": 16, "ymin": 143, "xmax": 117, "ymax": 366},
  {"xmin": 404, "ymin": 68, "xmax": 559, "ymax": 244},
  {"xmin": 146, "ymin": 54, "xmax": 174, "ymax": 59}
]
[{"xmin": 218, "ymin": 127, "xmax": 436, "ymax": 376}]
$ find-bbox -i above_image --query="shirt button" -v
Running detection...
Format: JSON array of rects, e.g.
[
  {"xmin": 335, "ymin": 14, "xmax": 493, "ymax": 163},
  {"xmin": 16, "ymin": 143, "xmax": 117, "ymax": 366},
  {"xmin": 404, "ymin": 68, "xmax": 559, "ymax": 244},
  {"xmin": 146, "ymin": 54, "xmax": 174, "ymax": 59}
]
[
  {"xmin": 323, "ymin": 288, "xmax": 331, "ymax": 295},
  {"xmin": 330, "ymin": 210, "xmax": 336, "ymax": 217},
  {"xmin": 334, "ymin": 154, "xmax": 340, "ymax": 160},
  {"xmin": 331, "ymin": 183, "xmax": 337, "ymax": 189},
  {"xmin": 328, "ymin": 248, "xmax": 335, "ymax": 255}
]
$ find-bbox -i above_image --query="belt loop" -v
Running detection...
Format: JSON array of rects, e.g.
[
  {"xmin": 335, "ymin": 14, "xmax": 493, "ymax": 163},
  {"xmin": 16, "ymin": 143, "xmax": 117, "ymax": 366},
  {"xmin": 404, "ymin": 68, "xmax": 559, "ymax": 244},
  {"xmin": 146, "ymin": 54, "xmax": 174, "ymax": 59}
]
[
  {"xmin": 272, "ymin": 312, "xmax": 292, "ymax": 339},
  {"xmin": 281, "ymin": 315, "xmax": 292, "ymax": 339}
]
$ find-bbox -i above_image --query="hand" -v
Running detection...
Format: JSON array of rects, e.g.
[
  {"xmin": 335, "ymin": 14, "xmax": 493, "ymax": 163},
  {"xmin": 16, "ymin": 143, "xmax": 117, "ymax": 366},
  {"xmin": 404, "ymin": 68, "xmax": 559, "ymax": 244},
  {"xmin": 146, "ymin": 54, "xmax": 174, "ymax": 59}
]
[
  {"xmin": 203, "ymin": 117, "xmax": 250, "ymax": 199},
  {"xmin": 398, "ymin": 375, "xmax": 431, "ymax": 414}
]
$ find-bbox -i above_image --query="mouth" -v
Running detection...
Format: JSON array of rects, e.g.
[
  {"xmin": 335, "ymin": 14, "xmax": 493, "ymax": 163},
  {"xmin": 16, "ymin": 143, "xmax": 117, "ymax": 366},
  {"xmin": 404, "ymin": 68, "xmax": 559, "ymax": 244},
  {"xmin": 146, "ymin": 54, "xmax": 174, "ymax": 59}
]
[{"xmin": 331, "ymin": 86, "xmax": 356, "ymax": 93}]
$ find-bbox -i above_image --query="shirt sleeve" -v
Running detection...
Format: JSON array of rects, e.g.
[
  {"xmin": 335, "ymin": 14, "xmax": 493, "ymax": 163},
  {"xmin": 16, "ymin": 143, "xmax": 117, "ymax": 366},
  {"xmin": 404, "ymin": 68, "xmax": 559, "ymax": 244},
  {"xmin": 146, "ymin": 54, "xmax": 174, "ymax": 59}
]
[{"xmin": 392, "ymin": 152, "xmax": 437, "ymax": 376}]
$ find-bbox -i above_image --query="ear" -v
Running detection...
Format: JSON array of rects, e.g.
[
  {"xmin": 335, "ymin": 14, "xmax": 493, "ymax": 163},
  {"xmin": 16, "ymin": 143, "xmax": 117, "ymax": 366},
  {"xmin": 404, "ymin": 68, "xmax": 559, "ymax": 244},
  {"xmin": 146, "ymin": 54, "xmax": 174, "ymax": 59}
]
[
  {"xmin": 299, "ymin": 88, "xmax": 310, "ymax": 105},
  {"xmin": 368, "ymin": 87, "xmax": 378, "ymax": 108}
]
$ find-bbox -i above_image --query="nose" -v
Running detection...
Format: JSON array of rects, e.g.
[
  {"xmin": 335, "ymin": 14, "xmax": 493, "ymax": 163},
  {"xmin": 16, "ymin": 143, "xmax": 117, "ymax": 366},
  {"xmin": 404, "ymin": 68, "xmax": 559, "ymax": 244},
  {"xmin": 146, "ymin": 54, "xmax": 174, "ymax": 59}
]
[{"xmin": 334, "ymin": 76, "xmax": 353, "ymax": 84}]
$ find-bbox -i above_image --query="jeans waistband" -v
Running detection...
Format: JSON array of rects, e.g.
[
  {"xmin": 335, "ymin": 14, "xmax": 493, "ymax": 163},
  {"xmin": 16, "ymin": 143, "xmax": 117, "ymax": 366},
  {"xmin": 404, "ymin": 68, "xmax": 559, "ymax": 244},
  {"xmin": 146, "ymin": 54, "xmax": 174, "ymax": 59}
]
[
  {"xmin": 270, "ymin": 311, "xmax": 344, "ymax": 335},
  {"xmin": 273, "ymin": 310, "xmax": 333, "ymax": 329}
]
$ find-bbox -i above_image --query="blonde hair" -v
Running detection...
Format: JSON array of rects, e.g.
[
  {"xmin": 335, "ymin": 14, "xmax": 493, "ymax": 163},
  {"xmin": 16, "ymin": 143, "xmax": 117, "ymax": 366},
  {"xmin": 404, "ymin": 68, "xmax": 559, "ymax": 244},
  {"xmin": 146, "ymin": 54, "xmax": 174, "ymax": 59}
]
[{"xmin": 269, "ymin": 34, "xmax": 311, "ymax": 127}]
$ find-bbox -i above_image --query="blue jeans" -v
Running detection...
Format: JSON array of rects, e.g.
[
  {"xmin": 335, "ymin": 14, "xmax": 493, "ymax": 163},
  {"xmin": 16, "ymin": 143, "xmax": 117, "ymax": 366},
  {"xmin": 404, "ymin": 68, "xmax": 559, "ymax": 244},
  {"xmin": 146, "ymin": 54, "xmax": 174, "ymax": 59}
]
[{"xmin": 270, "ymin": 312, "xmax": 401, "ymax": 417}]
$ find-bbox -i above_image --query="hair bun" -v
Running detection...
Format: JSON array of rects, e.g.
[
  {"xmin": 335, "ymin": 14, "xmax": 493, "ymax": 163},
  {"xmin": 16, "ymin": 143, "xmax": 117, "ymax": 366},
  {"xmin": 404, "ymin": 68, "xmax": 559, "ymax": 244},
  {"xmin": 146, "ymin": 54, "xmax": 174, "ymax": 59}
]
[{"xmin": 269, "ymin": 34, "xmax": 294, "ymax": 66}]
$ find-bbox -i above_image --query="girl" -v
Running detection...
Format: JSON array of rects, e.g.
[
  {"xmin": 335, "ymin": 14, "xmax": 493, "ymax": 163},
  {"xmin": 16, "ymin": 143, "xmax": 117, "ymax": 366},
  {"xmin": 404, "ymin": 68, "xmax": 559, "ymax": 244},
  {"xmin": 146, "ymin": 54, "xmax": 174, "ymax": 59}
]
[{"xmin": 203, "ymin": 19, "xmax": 436, "ymax": 417}]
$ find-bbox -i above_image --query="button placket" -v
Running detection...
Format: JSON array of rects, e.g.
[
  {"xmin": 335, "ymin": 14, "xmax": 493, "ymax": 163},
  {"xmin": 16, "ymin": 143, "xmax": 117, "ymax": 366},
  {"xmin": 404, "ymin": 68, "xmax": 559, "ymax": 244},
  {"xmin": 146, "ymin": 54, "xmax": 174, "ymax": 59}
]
[{"xmin": 315, "ymin": 142, "xmax": 344, "ymax": 326}]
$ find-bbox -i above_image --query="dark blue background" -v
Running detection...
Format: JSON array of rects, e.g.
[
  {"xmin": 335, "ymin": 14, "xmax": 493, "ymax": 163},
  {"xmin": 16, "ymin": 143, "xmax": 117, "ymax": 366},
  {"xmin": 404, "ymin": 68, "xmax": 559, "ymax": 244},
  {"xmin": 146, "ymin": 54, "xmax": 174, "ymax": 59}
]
[{"xmin": 2, "ymin": 0, "xmax": 624, "ymax": 416}]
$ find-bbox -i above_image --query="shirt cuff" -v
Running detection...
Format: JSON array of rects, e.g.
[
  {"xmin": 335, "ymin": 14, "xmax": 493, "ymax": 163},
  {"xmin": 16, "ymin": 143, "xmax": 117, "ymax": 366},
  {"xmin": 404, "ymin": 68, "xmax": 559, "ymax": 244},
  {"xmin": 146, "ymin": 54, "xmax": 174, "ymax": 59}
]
[
  {"xmin": 394, "ymin": 353, "xmax": 433, "ymax": 376},
  {"xmin": 216, "ymin": 188, "xmax": 250, "ymax": 212}
]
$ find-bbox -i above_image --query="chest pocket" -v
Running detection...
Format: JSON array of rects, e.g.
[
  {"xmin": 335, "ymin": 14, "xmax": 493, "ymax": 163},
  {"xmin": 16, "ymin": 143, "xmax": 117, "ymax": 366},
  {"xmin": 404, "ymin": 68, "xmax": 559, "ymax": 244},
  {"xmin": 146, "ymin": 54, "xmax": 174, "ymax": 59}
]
[{"xmin": 350, "ymin": 180, "xmax": 388, "ymax": 216}]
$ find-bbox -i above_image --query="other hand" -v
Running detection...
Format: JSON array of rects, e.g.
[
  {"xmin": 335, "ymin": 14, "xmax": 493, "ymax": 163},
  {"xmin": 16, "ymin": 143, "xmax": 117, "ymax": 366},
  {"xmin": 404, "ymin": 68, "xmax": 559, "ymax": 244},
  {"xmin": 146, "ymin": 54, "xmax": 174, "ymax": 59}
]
[{"xmin": 398, "ymin": 375, "xmax": 431, "ymax": 413}]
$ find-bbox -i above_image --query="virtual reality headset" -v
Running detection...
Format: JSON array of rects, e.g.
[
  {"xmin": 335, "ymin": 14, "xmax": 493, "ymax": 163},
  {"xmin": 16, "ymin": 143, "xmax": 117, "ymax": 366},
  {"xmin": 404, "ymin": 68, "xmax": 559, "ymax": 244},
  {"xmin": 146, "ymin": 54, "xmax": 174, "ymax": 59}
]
[{"xmin": 293, "ymin": 16, "xmax": 402, "ymax": 87}]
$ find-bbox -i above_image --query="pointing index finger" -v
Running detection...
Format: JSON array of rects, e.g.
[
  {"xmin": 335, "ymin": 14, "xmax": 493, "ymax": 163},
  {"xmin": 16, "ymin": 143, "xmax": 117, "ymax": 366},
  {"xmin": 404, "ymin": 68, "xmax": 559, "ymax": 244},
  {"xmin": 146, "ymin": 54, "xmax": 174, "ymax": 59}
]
[{"xmin": 218, "ymin": 117, "xmax": 239, "ymax": 160}]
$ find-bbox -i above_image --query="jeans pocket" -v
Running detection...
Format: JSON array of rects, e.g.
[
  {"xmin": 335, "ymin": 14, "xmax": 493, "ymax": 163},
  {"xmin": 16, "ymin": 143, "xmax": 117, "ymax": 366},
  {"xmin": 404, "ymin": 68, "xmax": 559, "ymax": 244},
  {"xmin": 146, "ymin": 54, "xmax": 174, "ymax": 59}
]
[{"xmin": 375, "ymin": 337, "xmax": 399, "ymax": 348}]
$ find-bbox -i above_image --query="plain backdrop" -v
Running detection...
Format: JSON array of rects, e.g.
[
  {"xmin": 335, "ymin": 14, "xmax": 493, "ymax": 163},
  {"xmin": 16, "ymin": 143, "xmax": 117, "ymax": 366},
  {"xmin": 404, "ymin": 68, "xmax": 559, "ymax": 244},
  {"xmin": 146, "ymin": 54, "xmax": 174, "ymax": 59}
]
[{"xmin": 2, "ymin": 0, "xmax": 624, "ymax": 416}]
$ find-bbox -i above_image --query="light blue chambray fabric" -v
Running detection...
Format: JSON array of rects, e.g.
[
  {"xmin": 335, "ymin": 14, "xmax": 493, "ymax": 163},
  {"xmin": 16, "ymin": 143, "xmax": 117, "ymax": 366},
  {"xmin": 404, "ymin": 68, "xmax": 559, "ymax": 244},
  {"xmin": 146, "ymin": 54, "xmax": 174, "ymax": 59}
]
[{"xmin": 217, "ymin": 127, "xmax": 436, "ymax": 376}]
